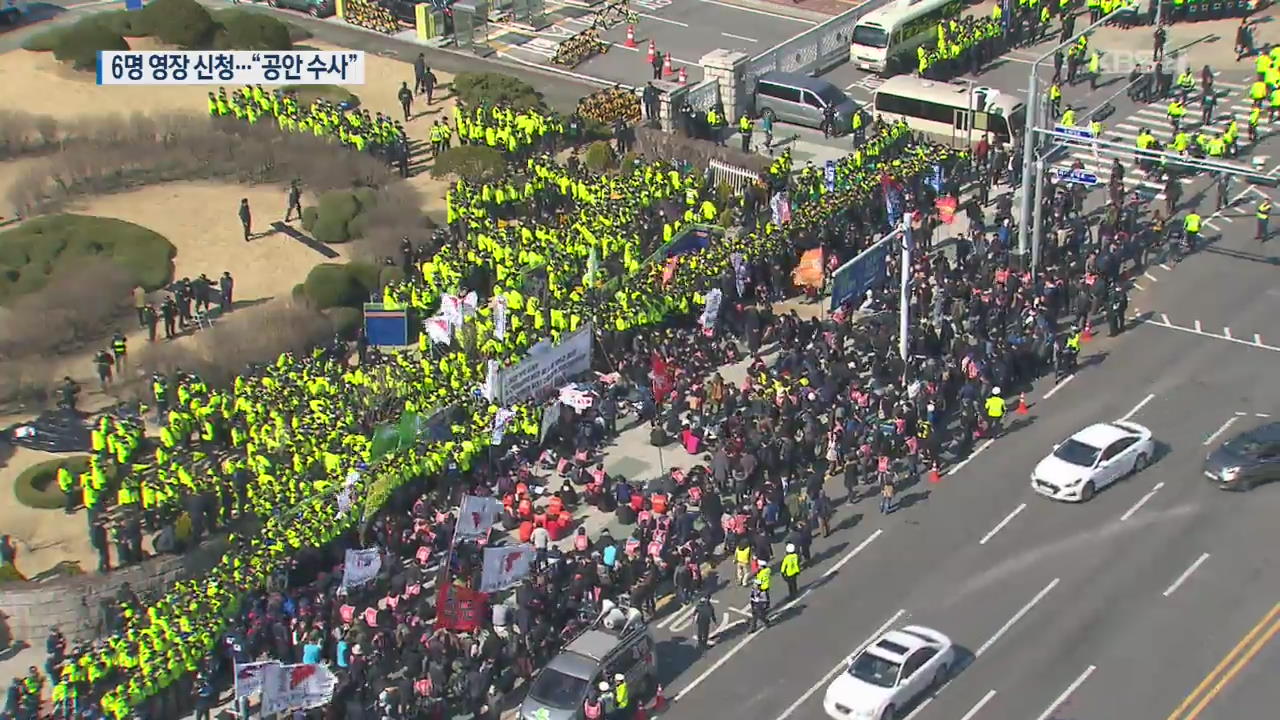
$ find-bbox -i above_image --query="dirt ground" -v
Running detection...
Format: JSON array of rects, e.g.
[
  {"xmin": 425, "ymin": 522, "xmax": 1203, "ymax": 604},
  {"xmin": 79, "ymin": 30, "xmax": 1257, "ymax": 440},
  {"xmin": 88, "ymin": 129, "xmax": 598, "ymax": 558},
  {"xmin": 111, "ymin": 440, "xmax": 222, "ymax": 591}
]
[{"xmin": 0, "ymin": 37, "xmax": 462, "ymax": 580}]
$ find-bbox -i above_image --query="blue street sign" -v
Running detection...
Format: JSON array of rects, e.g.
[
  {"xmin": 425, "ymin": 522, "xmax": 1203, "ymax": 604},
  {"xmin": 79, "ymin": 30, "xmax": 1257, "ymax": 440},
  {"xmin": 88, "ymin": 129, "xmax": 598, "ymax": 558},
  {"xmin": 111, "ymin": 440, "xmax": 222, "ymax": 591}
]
[
  {"xmin": 829, "ymin": 235, "xmax": 892, "ymax": 311},
  {"xmin": 1054, "ymin": 124, "xmax": 1095, "ymax": 140},
  {"xmin": 1054, "ymin": 167, "xmax": 1100, "ymax": 186},
  {"xmin": 824, "ymin": 160, "xmax": 836, "ymax": 192}
]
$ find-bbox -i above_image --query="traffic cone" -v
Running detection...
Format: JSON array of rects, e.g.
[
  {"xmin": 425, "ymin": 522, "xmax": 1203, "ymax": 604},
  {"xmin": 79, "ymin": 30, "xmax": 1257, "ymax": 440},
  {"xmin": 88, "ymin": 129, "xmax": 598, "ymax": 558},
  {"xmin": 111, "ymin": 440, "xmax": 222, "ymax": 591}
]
[
  {"xmin": 677, "ymin": 66, "xmax": 687, "ymax": 84},
  {"xmin": 663, "ymin": 52, "xmax": 674, "ymax": 77},
  {"xmin": 625, "ymin": 23, "xmax": 637, "ymax": 48},
  {"xmin": 1081, "ymin": 321, "xmax": 1094, "ymax": 343},
  {"xmin": 651, "ymin": 684, "xmax": 669, "ymax": 713},
  {"xmin": 1016, "ymin": 393, "xmax": 1029, "ymax": 415},
  {"xmin": 928, "ymin": 464, "xmax": 942, "ymax": 484},
  {"xmin": 647, "ymin": 39, "xmax": 656, "ymax": 63}
]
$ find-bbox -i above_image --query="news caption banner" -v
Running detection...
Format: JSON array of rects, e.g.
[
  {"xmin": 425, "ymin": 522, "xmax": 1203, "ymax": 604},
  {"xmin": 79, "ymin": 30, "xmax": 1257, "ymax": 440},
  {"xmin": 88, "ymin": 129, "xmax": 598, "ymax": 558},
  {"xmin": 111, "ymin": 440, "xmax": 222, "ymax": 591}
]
[{"xmin": 96, "ymin": 50, "xmax": 366, "ymax": 86}]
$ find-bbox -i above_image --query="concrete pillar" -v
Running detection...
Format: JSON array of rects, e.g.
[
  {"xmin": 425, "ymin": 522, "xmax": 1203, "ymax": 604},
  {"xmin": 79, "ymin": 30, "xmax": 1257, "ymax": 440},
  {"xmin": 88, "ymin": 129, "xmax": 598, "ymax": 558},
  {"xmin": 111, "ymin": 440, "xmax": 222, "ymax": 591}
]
[
  {"xmin": 699, "ymin": 49, "xmax": 751, "ymax": 122},
  {"xmin": 652, "ymin": 80, "xmax": 686, "ymax": 134}
]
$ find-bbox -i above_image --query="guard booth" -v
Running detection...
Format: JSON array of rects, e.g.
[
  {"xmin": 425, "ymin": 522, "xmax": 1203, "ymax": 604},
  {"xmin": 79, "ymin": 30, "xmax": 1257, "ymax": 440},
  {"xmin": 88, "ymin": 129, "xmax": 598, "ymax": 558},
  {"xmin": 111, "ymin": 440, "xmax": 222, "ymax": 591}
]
[
  {"xmin": 453, "ymin": 1, "xmax": 491, "ymax": 55},
  {"xmin": 363, "ymin": 303, "xmax": 411, "ymax": 346},
  {"xmin": 506, "ymin": 0, "xmax": 547, "ymax": 29}
]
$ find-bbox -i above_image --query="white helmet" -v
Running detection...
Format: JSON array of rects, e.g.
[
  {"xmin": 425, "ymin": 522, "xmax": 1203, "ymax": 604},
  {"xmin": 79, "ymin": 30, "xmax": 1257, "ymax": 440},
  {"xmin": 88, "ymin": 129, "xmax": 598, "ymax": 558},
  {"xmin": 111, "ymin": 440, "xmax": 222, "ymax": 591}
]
[
  {"xmin": 992, "ymin": 387, "xmax": 1002, "ymax": 396},
  {"xmin": 786, "ymin": 543, "xmax": 796, "ymax": 553}
]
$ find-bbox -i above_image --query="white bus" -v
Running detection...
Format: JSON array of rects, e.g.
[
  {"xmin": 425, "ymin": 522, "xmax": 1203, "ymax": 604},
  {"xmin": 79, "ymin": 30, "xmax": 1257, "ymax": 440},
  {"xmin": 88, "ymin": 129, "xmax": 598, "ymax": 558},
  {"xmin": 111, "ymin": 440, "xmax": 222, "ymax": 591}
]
[
  {"xmin": 849, "ymin": 0, "xmax": 963, "ymax": 75},
  {"xmin": 872, "ymin": 76, "xmax": 1024, "ymax": 146}
]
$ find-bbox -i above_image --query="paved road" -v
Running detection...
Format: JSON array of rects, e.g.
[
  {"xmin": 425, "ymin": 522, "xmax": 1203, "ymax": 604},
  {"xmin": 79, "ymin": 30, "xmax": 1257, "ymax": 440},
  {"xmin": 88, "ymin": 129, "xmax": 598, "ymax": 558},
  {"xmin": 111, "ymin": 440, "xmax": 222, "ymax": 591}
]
[
  {"xmin": 496, "ymin": 0, "xmax": 825, "ymax": 87},
  {"xmin": 641, "ymin": 184, "xmax": 1280, "ymax": 718}
]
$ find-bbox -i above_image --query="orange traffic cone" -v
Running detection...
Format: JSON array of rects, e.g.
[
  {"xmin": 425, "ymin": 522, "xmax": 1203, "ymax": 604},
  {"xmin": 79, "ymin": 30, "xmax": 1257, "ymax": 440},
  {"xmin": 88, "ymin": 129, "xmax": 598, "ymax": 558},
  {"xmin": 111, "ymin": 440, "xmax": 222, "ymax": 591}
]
[
  {"xmin": 647, "ymin": 39, "xmax": 656, "ymax": 63},
  {"xmin": 677, "ymin": 66, "xmax": 687, "ymax": 84},
  {"xmin": 625, "ymin": 24, "xmax": 637, "ymax": 48},
  {"xmin": 1081, "ymin": 321, "xmax": 1094, "ymax": 343},
  {"xmin": 1016, "ymin": 393, "xmax": 1029, "ymax": 415},
  {"xmin": 663, "ymin": 52, "xmax": 674, "ymax": 77},
  {"xmin": 928, "ymin": 464, "xmax": 942, "ymax": 484},
  {"xmin": 651, "ymin": 684, "xmax": 669, "ymax": 713}
]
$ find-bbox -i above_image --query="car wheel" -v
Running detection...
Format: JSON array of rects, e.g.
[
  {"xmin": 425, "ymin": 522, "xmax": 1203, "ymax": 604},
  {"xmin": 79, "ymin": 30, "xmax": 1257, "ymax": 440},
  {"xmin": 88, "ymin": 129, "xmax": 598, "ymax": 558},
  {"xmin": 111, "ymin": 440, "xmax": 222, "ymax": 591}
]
[
  {"xmin": 267, "ymin": 0, "xmax": 279, "ymax": 6},
  {"xmin": 1080, "ymin": 481, "xmax": 1095, "ymax": 502},
  {"xmin": 1132, "ymin": 453, "xmax": 1149, "ymax": 475},
  {"xmin": 882, "ymin": 705, "xmax": 898, "ymax": 720}
]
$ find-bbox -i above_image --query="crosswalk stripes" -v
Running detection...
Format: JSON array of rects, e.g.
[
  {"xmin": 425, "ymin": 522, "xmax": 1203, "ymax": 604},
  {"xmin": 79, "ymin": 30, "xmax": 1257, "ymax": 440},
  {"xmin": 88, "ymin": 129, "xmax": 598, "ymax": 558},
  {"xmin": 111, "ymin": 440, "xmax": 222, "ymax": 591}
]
[{"xmin": 1053, "ymin": 78, "xmax": 1271, "ymax": 200}]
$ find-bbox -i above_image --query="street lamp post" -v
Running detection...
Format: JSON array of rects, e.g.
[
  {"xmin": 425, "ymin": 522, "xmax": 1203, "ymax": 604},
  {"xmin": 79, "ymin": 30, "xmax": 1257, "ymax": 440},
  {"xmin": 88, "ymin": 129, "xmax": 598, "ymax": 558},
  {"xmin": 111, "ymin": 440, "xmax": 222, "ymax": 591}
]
[{"xmin": 1016, "ymin": 6, "xmax": 1133, "ymax": 267}]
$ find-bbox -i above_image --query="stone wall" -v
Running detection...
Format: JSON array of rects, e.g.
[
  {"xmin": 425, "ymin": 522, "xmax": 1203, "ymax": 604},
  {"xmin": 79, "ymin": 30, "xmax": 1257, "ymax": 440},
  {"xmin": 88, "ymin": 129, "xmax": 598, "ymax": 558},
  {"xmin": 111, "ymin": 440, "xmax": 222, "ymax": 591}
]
[{"xmin": 0, "ymin": 536, "xmax": 230, "ymax": 647}]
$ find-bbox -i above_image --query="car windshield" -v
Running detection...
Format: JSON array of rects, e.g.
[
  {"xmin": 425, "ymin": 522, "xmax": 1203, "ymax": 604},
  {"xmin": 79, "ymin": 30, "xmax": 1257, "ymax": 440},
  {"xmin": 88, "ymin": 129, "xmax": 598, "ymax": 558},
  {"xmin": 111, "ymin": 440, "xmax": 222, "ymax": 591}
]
[
  {"xmin": 852, "ymin": 25, "xmax": 889, "ymax": 49},
  {"xmin": 816, "ymin": 85, "xmax": 849, "ymax": 108},
  {"xmin": 1053, "ymin": 438, "xmax": 1101, "ymax": 467},
  {"xmin": 848, "ymin": 651, "xmax": 900, "ymax": 689},
  {"xmin": 528, "ymin": 669, "xmax": 589, "ymax": 708}
]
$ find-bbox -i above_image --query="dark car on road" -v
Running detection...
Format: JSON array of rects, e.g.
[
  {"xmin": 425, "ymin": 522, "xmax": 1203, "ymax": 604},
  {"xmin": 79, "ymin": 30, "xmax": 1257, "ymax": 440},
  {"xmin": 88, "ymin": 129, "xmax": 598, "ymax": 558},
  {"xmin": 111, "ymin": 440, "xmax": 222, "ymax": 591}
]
[
  {"xmin": 1203, "ymin": 421, "xmax": 1280, "ymax": 491},
  {"xmin": 265, "ymin": 0, "xmax": 335, "ymax": 19}
]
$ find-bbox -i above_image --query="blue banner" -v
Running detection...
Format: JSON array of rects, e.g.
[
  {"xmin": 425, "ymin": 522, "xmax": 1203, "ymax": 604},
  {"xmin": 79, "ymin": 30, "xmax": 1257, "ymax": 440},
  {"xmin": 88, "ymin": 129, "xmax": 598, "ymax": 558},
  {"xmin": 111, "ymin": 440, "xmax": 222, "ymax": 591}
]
[{"xmin": 829, "ymin": 237, "xmax": 891, "ymax": 311}]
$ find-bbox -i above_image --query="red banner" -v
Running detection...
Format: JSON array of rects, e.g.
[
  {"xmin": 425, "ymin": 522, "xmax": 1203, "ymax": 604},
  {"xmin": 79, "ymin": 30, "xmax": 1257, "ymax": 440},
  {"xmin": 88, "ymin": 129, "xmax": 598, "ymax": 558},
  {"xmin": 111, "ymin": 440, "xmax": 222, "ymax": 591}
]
[
  {"xmin": 434, "ymin": 582, "xmax": 488, "ymax": 632},
  {"xmin": 650, "ymin": 352, "xmax": 672, "ymax": 402}
]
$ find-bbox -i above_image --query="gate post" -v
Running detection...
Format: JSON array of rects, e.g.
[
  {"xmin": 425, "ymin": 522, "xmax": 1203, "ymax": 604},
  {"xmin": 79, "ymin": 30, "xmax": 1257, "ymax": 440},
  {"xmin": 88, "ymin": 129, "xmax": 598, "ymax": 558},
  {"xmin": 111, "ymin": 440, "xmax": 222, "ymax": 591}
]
[{"xmin": 700, "ymin": 49, "xmax": 751, "ymax": 123}]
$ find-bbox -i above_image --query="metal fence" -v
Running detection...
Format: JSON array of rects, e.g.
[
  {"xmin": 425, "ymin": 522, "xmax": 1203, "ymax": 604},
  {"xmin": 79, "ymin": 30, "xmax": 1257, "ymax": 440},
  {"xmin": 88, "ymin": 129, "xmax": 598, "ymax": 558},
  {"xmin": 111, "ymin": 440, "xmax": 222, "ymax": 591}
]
[
  {"xmin": 709, "ymin": 158, "xmax": 761, "ymax": 193},
  {"xmin": 742, "ymin": 0, "xmax": 895, "ymax": 91},
  {"xmin": 686, "ymin": 78, "xmax": 721, "ymax": 111}
]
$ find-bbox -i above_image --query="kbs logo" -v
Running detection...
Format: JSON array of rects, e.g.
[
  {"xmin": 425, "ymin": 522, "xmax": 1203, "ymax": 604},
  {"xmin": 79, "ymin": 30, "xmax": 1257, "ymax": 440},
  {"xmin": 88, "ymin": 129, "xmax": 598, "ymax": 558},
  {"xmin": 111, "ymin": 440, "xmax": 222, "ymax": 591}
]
[{"xmin": 1093, "ymin": 49, "xmax": 1191, "ymax": 77}]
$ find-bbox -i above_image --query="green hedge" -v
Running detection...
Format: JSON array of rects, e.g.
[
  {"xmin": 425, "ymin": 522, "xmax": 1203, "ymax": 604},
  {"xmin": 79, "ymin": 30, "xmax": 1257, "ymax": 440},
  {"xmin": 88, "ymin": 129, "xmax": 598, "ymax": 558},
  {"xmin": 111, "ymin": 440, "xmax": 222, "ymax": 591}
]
[
  {"xmin": 51, "ymin": 21, "xmax": 128, "ymax": 72},
  {"xmin": 92, "ymin": 8, "xmax": 154, "ymax": 37},
  {"xmin": 325, "ymin": 306, "xmax": 362, "ymax": 339},
  {"xmin": 213, "ymin": 11, "xmax": 292, "ymax": 51},
  {"xmin": 281, "ymin": 84, "xmax": 360, "ymax": 109},
  {"xmin": 302, "ymin": 263, "xmax": 367, "ymax": 310},
  {"xmin": 141, "ymin": 0, "xmax": 215, "ymax": 48},
  {"xmin": 431, "ymin": 145, "xmax": 506, "ymax": 184},
  {"xmin": 0, "ymin": 214, "xmax": 176, "ymax": 305},
  {"xmin": 452, "ymin": 72, "xmax": 544, "ymax": 111},
  {"xmin": 14, "ymin": 456, "xmax": 88, "ymax": 510},
  {"xmin": 304, "ymin": 189, "xmax": 376, "ymax": 245},
  {"xmin": 583, "ymin": 141, "xmax": 616, "ymax": 173}
]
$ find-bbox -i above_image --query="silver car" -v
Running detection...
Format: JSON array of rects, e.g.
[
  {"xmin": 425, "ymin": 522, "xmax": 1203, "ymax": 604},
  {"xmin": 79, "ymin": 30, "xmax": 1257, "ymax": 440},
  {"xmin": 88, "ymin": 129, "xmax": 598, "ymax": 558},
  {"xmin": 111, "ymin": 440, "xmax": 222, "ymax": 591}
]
[{"xmin": 754, "ymin": 71, "xmax": 859, "ymax": 133}]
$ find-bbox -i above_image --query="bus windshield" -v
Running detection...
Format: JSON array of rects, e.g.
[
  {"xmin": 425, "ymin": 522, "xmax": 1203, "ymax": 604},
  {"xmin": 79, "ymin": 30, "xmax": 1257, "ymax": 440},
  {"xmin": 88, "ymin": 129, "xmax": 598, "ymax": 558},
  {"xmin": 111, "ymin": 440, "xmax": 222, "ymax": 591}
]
[{"xmin": 852, "ymin": 25, "xmax": 889, "ymax": 49}]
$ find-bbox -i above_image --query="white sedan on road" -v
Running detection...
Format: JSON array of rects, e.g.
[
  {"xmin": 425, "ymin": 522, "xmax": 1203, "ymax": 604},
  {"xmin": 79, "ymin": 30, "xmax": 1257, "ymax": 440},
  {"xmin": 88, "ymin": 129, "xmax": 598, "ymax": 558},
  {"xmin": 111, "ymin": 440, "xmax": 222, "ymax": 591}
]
[
  {"xmin": 823, "ymin": 625, "xmax": 955, "ymax": 720},
  {"xmin": 1031, "ymin": 420, "xmax": 1155, "ymax": 502}
]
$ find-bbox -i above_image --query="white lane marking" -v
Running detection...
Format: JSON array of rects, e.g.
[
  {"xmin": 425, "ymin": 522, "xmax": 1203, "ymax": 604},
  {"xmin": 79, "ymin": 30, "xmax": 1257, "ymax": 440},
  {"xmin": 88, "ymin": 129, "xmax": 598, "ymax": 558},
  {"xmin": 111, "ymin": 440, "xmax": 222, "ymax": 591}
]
[
  {"xmin": 697, "ymin": 0, "xmax": 817, "ymax": 23},
  {"xmin": 1195, "ymin": 319, "xmax": 1203, "ymax": 332},
  {"xmin": 1034, "ymin": 665, "xmax": 1097, "ymax": 720},
  {"xmin": 1139, "ymin": 317, "xmax": 1280, "ymax": 352},
  {"xmin": 1204, "ymin": 220, "xmax": 1220, "ymax": 230},
  {"xmin": 675, "ymin": 535, "xmax": 885, "ymax": 702},
  {"xmin": 1042, "ymin": 374, "xmax": 1075, "ymax": 399},
  {"xmin": 948, "ymin": 438, "xmax": 995, "ymax": 476},
  {"xmin": 903, "ymin": 697, "xmax": 934, "ymax": 720},
  {"xmin": 670, "ymin": 599, "xmax": 720, "ymax": 633},
  {"xmin": 1224, "ymin": 326, "xmax": 1233, "ymax": 339},
  {"xmin": 1163, "ymin": 553, "xmax": 1211, "ymax": 597},
  {"xmin": 1160, "ymin": 263, "xmax": 1174, "ymax": 271},
  {"xmin": 656, "ymin": 602, "xmax": 696, "ymax": 630},
  {"xmin": 1251, "ymin": 186, "xmax": 1272, "ymax": 199},
  {"xmin": 1236, "ymin": 411, "xmax": 1248, "ymax": 416},
  {"xmin": 823, "ymin": 528, "xmax": 884, "ymax": 578},
  {"xmin": 721, "ymin": 32, "xmax": 758, "ymax": 42},
  {"xmin": 636, "ymin": 11, "xmax": 688, "ymax": 26},
  {"xmin": 959, "ymin": 690, "xmax": 999, "ymax": 720},
  {"xmin": 978, "ymin": 503, "xmax": 1027, "ymax": 546},
  {"xmin": 1144, "ymin": 271, "xmax": 1159, "ymax": 282},
  {"xmin": 1120, "ymin": 393, "xmax": 1156, "ymax": 422},
  {"xmin": 975, "ymin": 578, "xmax": 1060, "ymax": 657},
  {"xmin": 1133, "ymin": 282, "xmax": 1146, "ymax": 292},
  {"xmin": 772, "ymin": 610, "xmax": 908, "ymax": 720},
  {"xmin": 1161, "ymin": 312, "xmax": 1172, "ymax": 324},
  {"xmin": 1204, "ymin": 416, "xmax": 1240, "ymax": 446},
  {"xmin": 1120, "ymin": 482, "xmax": 1165, "ymax": 522},
  {"xmin": 712, "ymin": 618, "xmax": 745, "ymax": 636},
  {"xmin": 1259, "ymin": 413, "xmax": 1273, "ymax": 418}
]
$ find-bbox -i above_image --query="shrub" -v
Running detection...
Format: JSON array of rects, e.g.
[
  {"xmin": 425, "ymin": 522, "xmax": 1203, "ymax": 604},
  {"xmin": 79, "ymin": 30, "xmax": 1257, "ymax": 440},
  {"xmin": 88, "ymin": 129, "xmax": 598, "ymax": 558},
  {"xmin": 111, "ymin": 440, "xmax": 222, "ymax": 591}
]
[
  {"xmin": 452, "ymin": 72, "xmax": 544, "ymax": 111},
  {"xmin": 215, "ymin": 11, "xmax": 292, "ymax": 51},
  {"xmin": 301, "ymin": 206, "xmax": 319, "ymax": 232},
  {"xmin": 142, "ymin": 0, "xmax": 216, "ymax": 47},
  {"xmin": 0, "ymin": 214, "xmax": 175, "ymax": 305},
  {"xmin": 583, "ymin": 141, "xmax": 616, "ymax": 173},
  {"xmin": 22, "ymin": 25, "xmax": 71, "ymax": 52},
  {"xmin": 14, "ymin": 456, "xmax": 89, "ymax": 510},
  {"xmin": 52, "ymin": 21, "xmax": 128, "ymax": 72},
  {"xmin": 92, "ymin": 9, "xmax": 153, "ymax": 37},
  {"xmin": 0, "ymin": 258, "xmax": 136, "ymax": 360},
  {"xmin": 312, "ymin": 214, "xmax": 351, "ymax": 245},
  {"xmin": 302, "ymin": 263, "xmax": 367, "ymax": 310},
  {"xmin": 306, "ymin": 189, "xmax": 374, "ymax": 245},
  {"xmin": 431, "ymin": 145, "xmax": 506, "ymax": 184},
  {"xmin": 325, "ymin": 306, "xmax": 362, "ymax": 339},
  {"xmin": 346, "ymin": 261, "xmax": 381, "ymax": 294}
]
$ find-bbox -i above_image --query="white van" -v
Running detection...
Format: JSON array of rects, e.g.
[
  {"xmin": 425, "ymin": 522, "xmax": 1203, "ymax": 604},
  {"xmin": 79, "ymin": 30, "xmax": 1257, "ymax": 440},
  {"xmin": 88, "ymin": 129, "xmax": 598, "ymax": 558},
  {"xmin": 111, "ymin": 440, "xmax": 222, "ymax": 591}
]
[
  {"xmin": 849, "ymin": 0, "xmax": 963, "ymax": 76},
  {"xmin": 872, "ymin": 76, "xmax": 1024, "ymax": 146}
]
